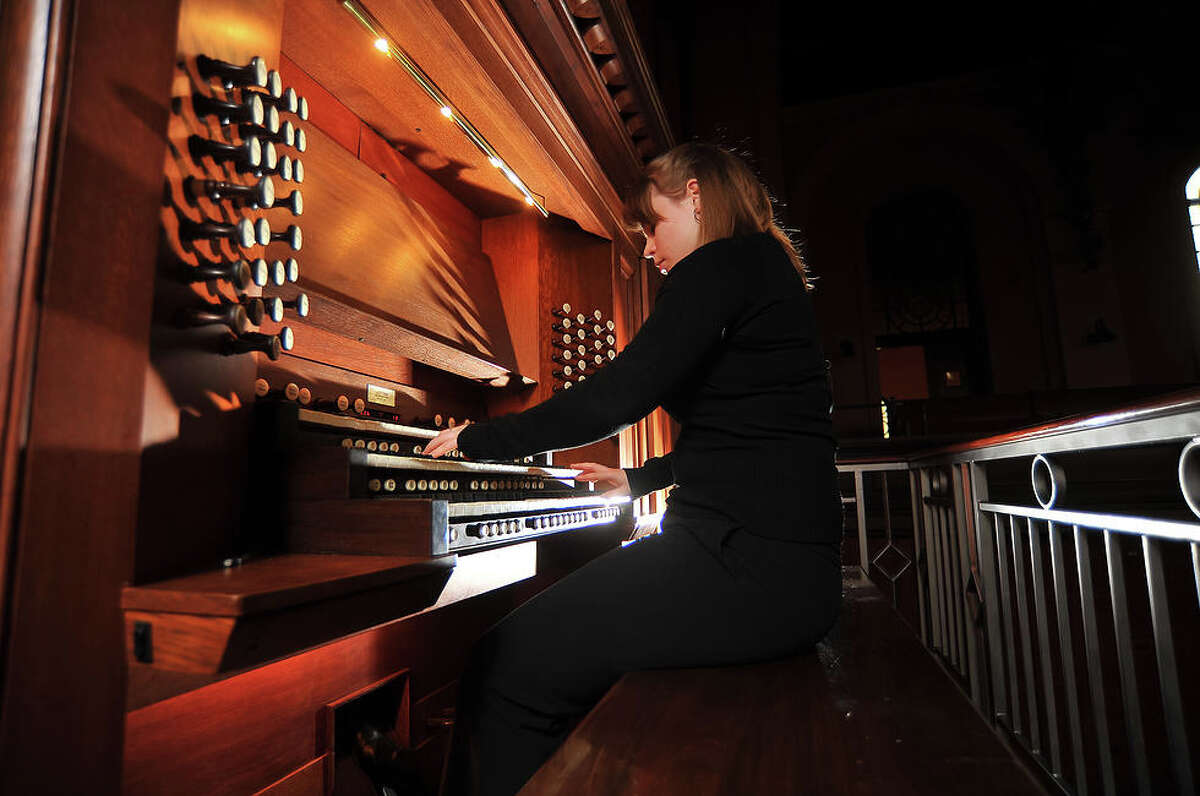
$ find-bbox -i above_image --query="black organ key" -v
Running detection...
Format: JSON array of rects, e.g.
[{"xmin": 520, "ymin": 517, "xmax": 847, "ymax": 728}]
[
  {"xmin": 192, "ymin": 92, "xmax": 264, "ymax": 127},
  {"xmin": 188, "ymin": 134, "xmax": 261, "ymax": 171},
  {"xmin": 195, "ymin": 54, "xmax": 268, "ymax": 89},
  {"xmin": 185, "ymin": 175, "xmax": 274, "ymax": 209}
]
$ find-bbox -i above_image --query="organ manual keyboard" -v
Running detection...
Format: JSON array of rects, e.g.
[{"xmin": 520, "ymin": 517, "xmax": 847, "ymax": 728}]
[{"xmin": 255, "ymin": 402, "xmax": 631, "ymax": 558}]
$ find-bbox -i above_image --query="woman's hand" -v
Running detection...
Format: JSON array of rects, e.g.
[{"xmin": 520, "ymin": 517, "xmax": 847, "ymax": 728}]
[
  {"xmin": 569, "ymin": 461, "xmax": 630, "ymax": 498},
  {"xmin": 422, "ymin": 420, "xmax": 471, "ymax": 458}
]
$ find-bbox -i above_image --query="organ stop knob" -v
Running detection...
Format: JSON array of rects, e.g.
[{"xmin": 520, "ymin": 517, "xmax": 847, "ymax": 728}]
[
  {"xmin": 223, "ymin": 327, "xmax": 294, "ymax": 361},
  {"xmin": 196, "ymin": 54, "xmax": 268, "ymax": 89}
]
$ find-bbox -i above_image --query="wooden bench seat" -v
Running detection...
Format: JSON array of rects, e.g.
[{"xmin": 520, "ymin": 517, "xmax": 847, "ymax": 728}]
[{"xmin": 518, "ymin": 570, "xmax": 1046, "ymax": 795}]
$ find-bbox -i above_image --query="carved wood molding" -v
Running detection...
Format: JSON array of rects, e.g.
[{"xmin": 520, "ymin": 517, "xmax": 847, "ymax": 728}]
[{"xmin": 439, "ymin": 0, "xmax": 640, "ymax": 257}]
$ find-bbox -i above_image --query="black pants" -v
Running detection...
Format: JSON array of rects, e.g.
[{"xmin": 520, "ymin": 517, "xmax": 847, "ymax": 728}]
[{"xmin": 440, "ymin": 511, "xmax": 843, "ymax": 796}]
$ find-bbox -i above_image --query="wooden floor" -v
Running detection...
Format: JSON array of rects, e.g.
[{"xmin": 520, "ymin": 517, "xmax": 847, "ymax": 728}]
[{"xmin": 518, "ymin": 570, "xmax": 1046, "ymax": 796}]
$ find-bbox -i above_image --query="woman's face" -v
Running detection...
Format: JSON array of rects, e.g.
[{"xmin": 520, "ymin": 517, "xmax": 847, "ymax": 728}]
[{"xmin": 641, "ymin": 180, "xmax": 700, "ymax": 275}]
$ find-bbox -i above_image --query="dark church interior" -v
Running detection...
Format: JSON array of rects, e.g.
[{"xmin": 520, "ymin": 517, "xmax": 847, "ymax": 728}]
[{"xmin": 1, "ymin": 1, "xmax": 1198, "ymax": 794}]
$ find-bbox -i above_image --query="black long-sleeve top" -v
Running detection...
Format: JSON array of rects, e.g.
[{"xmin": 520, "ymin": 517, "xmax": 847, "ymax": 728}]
[{"xmin": 457, "ymin": 231, "xmax": 841, "ymax": 543}]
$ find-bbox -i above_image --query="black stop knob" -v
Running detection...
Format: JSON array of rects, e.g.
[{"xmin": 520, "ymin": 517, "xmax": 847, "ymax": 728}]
[
  {"xmin": 181, "ymin": 259, "xmax": 253, "ymax": 290},
  {"xmin": 179, "ymin": 216, "xmax": 268, "ymax": 249},
  {"xmin": 179, "ymin": 302, "xmax": 250, "ymax": 333},
  {"xmin": 240, "ymin": 297, "xmax": 265, "ymax": 325},
  {"xmin": 185, "ymin": 175, "xmax": 274, "ymax": 209},
  {"xmin": 195, "ymin": 54, "xmax": 268, "ymax": 89},
  {"xmin": 269, "ymin": 224, "xmax": 302, "ymax": 251},
  {"xmin": 192, "ymin": 92, "xmax": 263, "ymax": 126},
  {"xmin": 261, "ymin": 296, "xmax": 284, "ymax": 323},
  {"xmin": 188, "ymin": 135, "xmax": 261, "ymax": 171},
  {"xmin": 223, "ymin": 327, "xmax": 293, "ymax": 361},
  {"xmin": 282, "ymin": 293, "xmax": 309, "ymax": 318},
  {"xmin": 272, "ymin": 189, "xmax": 302, "ymax": 216}
]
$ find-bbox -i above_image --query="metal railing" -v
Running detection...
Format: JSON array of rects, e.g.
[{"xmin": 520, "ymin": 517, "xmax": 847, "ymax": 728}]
[{"xmin": 837, "ymin": 387, "xmax": 1200, "ymax": 795}]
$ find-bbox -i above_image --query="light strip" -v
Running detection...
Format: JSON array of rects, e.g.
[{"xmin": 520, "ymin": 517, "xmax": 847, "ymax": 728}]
[{"xmin": 342, "ymin": 0, "xmax": 549, "ymax": 217}]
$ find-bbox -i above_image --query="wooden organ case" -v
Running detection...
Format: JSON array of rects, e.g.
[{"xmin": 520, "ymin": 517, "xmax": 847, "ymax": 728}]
[{"xmin": 0, "ymin": 0, "xmax": 674, "ymax": 793}]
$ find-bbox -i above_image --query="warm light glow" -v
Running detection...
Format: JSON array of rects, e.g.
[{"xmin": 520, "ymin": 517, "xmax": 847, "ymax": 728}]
[
  {"xmin": 880, "ymin": 399, "xmax": 890, "ymax": 439},
  {"xmin": 342, "ymin": 0, "xmax": 549, "ymax": 216}
]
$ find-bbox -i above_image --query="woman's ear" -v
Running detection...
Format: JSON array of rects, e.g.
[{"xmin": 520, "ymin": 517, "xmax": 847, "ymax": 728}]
[{"xmin": 685, "ymin": 178, "xmax": 700, "ymax": 205}]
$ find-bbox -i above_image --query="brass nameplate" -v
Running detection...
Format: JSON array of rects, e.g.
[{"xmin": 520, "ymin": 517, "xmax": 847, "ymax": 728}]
[{"xmin": 367, "ymin": 384, "xmax": 396, "ymax": 407}]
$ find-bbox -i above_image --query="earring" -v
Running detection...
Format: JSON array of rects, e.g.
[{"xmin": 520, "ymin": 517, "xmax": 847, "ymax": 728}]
[{"xmin": 693, "ymin": 207, "xmax": 701, "ymax": 223}]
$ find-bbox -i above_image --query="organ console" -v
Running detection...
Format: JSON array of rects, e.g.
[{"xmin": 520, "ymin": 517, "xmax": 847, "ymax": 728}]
[{"xmin": 1, "ymin": 0, "xmax": 673, "ymax": 792}]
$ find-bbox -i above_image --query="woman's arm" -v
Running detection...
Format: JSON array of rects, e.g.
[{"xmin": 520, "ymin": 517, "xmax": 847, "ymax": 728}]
[
  {"xmin": 455, "ymin": 238, "xmax": 747, "ymax": 461},
  {"xmin": 623, "ymin": 453, "xmax": 674, "ymax": 499}
]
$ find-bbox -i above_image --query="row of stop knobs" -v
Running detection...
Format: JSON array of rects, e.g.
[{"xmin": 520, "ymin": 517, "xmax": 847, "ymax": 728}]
[
  {"xmin": 459, "ymin": 506, "xmax": 621, "ymax": 541},
  {"xmin": 177, "ymin": 54, "xmax": 310, "ymax": 362},
  {"xmin": 548, "ymin": 302, "xmax": 617, "ymax": 390}
]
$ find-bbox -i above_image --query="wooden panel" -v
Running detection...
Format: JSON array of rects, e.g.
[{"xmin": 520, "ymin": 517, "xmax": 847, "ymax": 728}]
[
  {"xmin": 482, "ymin": 214, "xmax": 541, "ymax": 383},
  {"xmin": 281, "ymin": 0, "xmax": 534, "ymax": 220},
  {"xmin": 124, "ymin": 566, "xmax": 450, "ymax": 674},
  {"xmin": 0, "ymin": 0, "xmax": 65, "ymax": 670},
  {"xmin": 123, "ymin": 525, "xmax": 628, "ymax": 794},
  {"xmin": 357, "ymin": 123, "xmax": 480, "ymax": 251},
  {"xmin": 251, "ymin": 755, "xmax": 329, "ymax": 796},
  {"xmin": 278, "ymin": 52, "xmax": 361, "ymax": 156},
  {"xmin": 519, "ymin": 573, "xmax": 1045, "ymax": 796},
  {"xmin": 121, "ymin": 553, "xmax": 449, "ymax": 616},
  {"xmin": 261, "ymin": 318, "xmax": 416, "ymax": 388},
  {"xmin": 0, "ymin": 0, "xmax": 183, "ymax": 792},
  {"xmin": 296, "ymin": 122, "xmax": 520, "ymax": 376},
  {"xmin": 288, "ymin": 499, "xmax": 441, "ymax": 557}
]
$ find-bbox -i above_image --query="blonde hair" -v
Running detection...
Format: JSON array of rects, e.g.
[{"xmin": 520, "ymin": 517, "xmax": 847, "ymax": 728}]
[{"xmin": 623, "ymin": 142, "xmax": 813, "ymax": 290}]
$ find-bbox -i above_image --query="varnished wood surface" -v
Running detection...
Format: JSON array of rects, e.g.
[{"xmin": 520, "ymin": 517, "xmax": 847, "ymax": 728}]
[
  {"xmin": 0, "ymin": 0, "xmax": 65, "ymax": 683},
  {"xmin": 251, "ymin": 754, "xmax": 329, "ymax": 796},
  {"xmin": 121, "ymin": 552, "xmax": 452, "ymax": 616},
  {"xmin": 294, "ymin": 120, "xmax": 520, "ymax": 379},
  {"xmin": 281, "ymin": 0, "xmax": 632, "ymax": 254},
  {"xmin": 123, "ymin": 524, "xmax": 629, "ymax": 794},
  {"xmin": 518, "ymin": 571, "xmax": 1047, "ymax": 796},
  {"xmin": 0, "ymin": 0, "xmax": 184, "ymax": 791}
]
